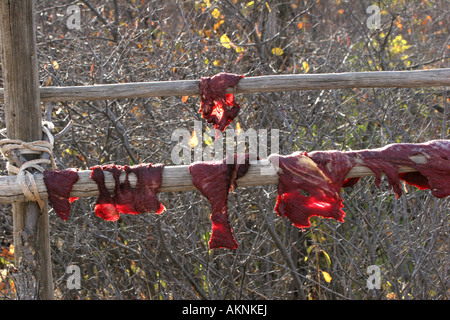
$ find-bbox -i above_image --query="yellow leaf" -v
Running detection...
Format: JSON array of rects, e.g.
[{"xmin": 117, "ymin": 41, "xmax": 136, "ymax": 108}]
[
  {"xmin": 265, "ymin": 2, "xmax": 271, "ymax": 12},
  {"xmin": 302, "ymin": 61, "xmax": 310, "ymax": 73},
  {"xmin": 203, "ymin": 132, "xmax": 213, "ymax": 146},
  {"xmin": 235, "ymin": 46, "xmax": 245, "ymax": 53},
  {"xmin": 181, "ymin": 96, "xmax": 189, "ymax": 103},
  {"xmin": 52, "ymin": 60, "xmax": 59, "ymax": 70},
  {"xmin": 321, "ymin": 271, "xmax": 332, "ymax": 283},
  {"xmin": 271, "ymin": 47, "xmax": 284, "ymax": 56},
  {"xmin": 189, "ymin": 131, "xmax": 199, "ymax": 148},
  {"xmin": 220, "ymin": 34, "xmax": 232, "ymax": 49},
  {"xmin": 211, "ymin": 8, "xmax": 221, "ymax": 19},
  {"xmin": 213, "ymin": 20, "xmax": 224, "ymax": 31},
  {"xmin": 321, "ymin": 250, "xmax": 331, "ymax": 267},
  {"xmin": 45, "ymin": 76, "xmax": 52, "ymax": 86},
  {"xmin": 236, "ymin": 122, "xmax": 242, "ymax": 135}
]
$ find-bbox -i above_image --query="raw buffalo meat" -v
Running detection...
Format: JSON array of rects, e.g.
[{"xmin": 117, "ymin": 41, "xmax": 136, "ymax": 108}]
[
  {"xmin": 90, "ymin": 163, "xmax": 165, "ymax": 221},
  {"xmin": 269, "ymin": 140, "xmax": 449, "ymax": 229},
  {"xmin": 91, "ymin": 165, "xmax": 121, "ymax": 221},
  {"xmin": 347, "ymin": 140, "xmax": 450, "ymax": 199},
  {"xmin": 268, "ymin": 151, "xmax": 356, "ymax": 229},
  {"xmin": 43, "ymin": 168, "xmax": 79, "ymax": 221},
  {"xmin": 189, "ymin": 154, "xmax": 251, "ymax": 249},
  {"xmin": 198, "ymin": 73, "xmax": 244, "ymax": 132}
]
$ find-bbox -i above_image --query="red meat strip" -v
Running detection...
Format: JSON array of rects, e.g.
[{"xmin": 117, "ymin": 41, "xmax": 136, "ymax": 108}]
[
  {"xmin": 269, "ymin": 140, "xmax": 449, "ymax": 229},
  {"xmin": 43, "ymin": 168, "xmax": 79, "ymax": 221},
  {"xmin": 348, "ymin": 139, "xmax": 450, "ymax": 199},
  {"xmin": 125, "ymin": 163, "xmax": 166, "ymax": 214},
  {"xmin": 269, "ymin": 151, "xmax": 356, "ymax": 229},
  {"xmin": 189, "ymin": 154, "xmax": 251, "ymax": 249},
  {"xmin": 103, "ymin": 164, "xmax": 139, "ymax": 215},
  {"xmin": 90, "ymin": 163, "xmax": 165, "ymax": 221},
  {"xmin": 91, "ymin": 165, "xmax": 120, "ymax": 221},
  {"xmin": 198, "ymin": 73, "xmax": 244, "ymax": 132}
]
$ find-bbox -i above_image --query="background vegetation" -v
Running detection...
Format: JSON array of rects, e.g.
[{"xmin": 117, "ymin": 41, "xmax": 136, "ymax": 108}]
[{"xmin": 0, "ymin": 0, "xmax": 448, "ymax": 299}]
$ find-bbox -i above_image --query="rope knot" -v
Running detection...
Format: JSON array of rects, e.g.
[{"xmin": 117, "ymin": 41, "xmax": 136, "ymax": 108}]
[{"xmin": 0, "ymin": 122, "xmax": 57, "ymax": 209}]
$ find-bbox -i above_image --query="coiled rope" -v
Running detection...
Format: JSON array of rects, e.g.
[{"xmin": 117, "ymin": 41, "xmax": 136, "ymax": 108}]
[{"xmin": 0, "ymin": 122, "xmax": 56, "ymax": 209}]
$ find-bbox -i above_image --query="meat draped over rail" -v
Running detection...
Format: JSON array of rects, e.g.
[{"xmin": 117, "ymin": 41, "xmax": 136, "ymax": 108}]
[
  {"xmin": 269, "ymin": 140, "xmax": 450, "ymax": 229},
  {"xmin": 90, "ymin": 163, "xmax": 165, "ymax": 221},
  {"xmin": 189, "ymin": 154, "xmax": 252, "ymax": 249},
  {"xmin": 268, "ymin": 152, "xmax": 356, "ymax": 229},
  {"xmin": 198, "ymin": 73, "xmax": 244, "ymax": 132},
  {"xmin": 43, "ymin": 168, "xmax": 79, "ymax": 221},
  {"xmin": 347, "ymin": 140, "xmax": 450, "ymax": 199}
]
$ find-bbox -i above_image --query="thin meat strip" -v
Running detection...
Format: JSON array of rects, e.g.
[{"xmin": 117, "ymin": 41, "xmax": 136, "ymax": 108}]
[
  {"xmin": 350, "ymin": 139, "xmax": 450, "ymax": 198},
  {"xmin": 269, "ymin": 151, "xmax": 356, "ymax": 229},
  {"xmin": 91, "ymin": 165, "xmax": 121, "ymax": 221},
  {"xmin": 269, "ymin": 140, "xmax": 449, "ymax": 229},
  {"xmin": 43, "ymin": 168, "xmax": 79, "ymax": 221},
  {"xmin": 189, "ymin": 154, "xmax": 251, "ymax": 249},
  {"xmin": 90, "ymin": 163, "xmax": 165, "ymax": 221},
  {"xmin": 198, "ymin": 73, "xmax": 244, "ymax": 132}
]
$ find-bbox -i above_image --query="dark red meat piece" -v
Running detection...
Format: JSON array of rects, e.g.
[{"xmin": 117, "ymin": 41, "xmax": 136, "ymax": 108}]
[
  {"xmin": 43, "ymin": 168, "xmax": 79, "ymax": 221},
  {"xmin": 103, "ymin": 164, "xmax": 139, "ymax": 215},
  {"xmin": 198, "ymin": 73, "xmax": 244, "ymax": 132},
  {"xmin": 269, "ymin": 151, "xmax": 356, "ymax": 229},
  {"xmin": 90, "ymin": 163, "xmax": 165, "ymax": 221},
  {"xmin": 269, "ymin": 140, "xmax": 449, "ymax": 229},
  {"xmin": 125, "ymin": 163, "xmax": 166, "ymax": 214},
  {"xmin": 189, "ymin": 154, "xmax": 251, "ymax": 249},
  {"xmin": 91, "ymin": 166, "xmax": 120, "ymax": 221},
  {"xmin": 348, "ymin": 139, "xmax": 450, "ymax": 198}
]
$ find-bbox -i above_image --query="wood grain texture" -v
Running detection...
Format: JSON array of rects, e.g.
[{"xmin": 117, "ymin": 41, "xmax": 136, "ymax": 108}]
[
  {"xmin": 0, "ymin": 69, "xmax": 449, "ymax": 102},
  {"xmin": 0, "ymin": 0, "xmax": 54, "ymax": 300}
]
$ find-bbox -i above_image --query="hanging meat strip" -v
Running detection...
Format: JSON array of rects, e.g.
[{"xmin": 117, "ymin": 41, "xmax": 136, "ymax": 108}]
[
  {"xmin": 269, "ymin": 151, "xmax": 356, "ymax": 229},
  {"xmin": 43, "ymin": 168, "xmax": 79, "ymax": 221},
  {"xmin": 189, "ymin": 154, "xmax": 251, "ymax": 249},
  {"xmin": 198, "ymin": 72, "xmax": 244, "ymax": 132},
  {"xmin": 349, "ymin": 140, "xmax": 450, "ymax": 199},
  {"xmin": 90, "ymin": 163, "xmax": 165, "ymax": 221},
  {"xmin": 90, "ymin": 165, "xmax": 121, "ymax": 221},
  {"xmin": 125, "ymin": 163, "xmax": 166, "ymax": 214},
  {"xmin": 269, "ymin": 140, "xmax": 450, "ymax": 229}
]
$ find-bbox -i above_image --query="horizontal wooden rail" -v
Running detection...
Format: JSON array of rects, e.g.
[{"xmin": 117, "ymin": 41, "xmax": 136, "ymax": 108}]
[
  {"xmin": 0, "ymin": 156, "xmax": 425, "ymax": 204},
  {"xmin": 0, "ymin": 69, "xmax": 449, "ymax": 102}
]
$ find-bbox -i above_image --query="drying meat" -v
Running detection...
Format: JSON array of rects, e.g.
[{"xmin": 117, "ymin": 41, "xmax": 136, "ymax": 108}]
[
  {"xmin": 90, "ymin": 163, "xmax": 165, "ymax": 221},
  {"xmin": 348, "ymin": 140, "xmax": 450, "ymax": 199},
  {"xmin": 269, "ymin": 140, "xmax": 450, "ymax": 229},
  {"xmin": 198, "ymin": 72, "xmax": 244, "ymax": 132},
  {"xmin": 103, "ymin": 164, "xmax": 139, "ymax": 215},
  {"xmin": 125, "ymin": 163, "xmax": 165, "ymax": 214},
  {"xmin": 268, "ymin": 151, "xmax": 356, "ymax": 229},
  {"xmin": 91, "ymin": 165, "xmax": 120, "ymax": 221},
  {"xmin": 189, "ymin": 153, "xmax": 251, "ymax": 249},
  {"xmin": 43, "ymin": 168, "xmax": 79, "ymax": 221}
]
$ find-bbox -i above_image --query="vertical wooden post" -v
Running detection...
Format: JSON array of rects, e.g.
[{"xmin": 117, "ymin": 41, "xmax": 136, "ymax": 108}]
[{"xmin": 0, "ymin": 0, "xmax": 54, "ymax": 299}]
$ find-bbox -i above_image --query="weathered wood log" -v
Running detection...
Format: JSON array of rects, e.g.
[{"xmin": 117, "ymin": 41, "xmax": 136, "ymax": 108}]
[
  {"xmin": 0, "ymin": 0, "xmax": 54, "ymax": 299},
  {"xmin": 0, "ymin": 69, "xmax": 449, "ymax": 102},
  {"xmin": 0, "ymin": 156, "xmax": 425, "ymax": 205}
]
